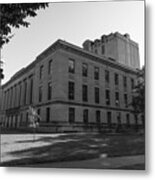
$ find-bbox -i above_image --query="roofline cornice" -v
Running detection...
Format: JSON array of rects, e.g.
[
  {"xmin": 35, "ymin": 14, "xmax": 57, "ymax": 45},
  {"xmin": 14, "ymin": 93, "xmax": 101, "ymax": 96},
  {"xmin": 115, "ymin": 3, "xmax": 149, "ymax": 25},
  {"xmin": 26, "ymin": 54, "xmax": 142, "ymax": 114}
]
[{"xmin": 2, "ymin": 39, "xmax": 139, "ymax": 89}]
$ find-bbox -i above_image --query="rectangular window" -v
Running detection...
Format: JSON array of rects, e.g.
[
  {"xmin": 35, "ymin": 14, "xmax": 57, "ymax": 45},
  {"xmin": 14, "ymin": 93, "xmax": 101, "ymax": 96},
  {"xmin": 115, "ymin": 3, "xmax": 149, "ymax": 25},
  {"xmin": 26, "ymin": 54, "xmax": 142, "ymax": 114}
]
[
  {"xmin": 37, "ymin": 109, "xmax": 41, "ymax": 122},
  {"xmin": 102, "ymin": 45, "xmax": 105, "ymax": 54},
  {"xmin": 95, "ymin": 87, "xmax": 99, "ymax": 103},
  {"xmin": 115, "ymin": 73, "xmax": 119, "ymax": 85},
  {"xmin": 18, "ymin": 82, "xmax": 22, "ymax": 106},
  {"xmin": 117, "ymin": 112, "xmax": 121, "ymax": 124},
  {"xmin": 123, "ymin": 76, "xmax": 127, "ymax": 88},
  {"xmin": 96, "ymin": 110, "xmax": 101, "ymax": 124},
  {"xmin": 47, "ymin": 82, "xmax": 52, "ymax": 100},
  {"xmin": 24, "ymin": 80, "xmax": 27, "ymax": 105},
  {"xmin": 69, "ymin": 107, "xmax": 75, "ymax": 123},
  {"xmin": 131, "ymin": 78, "xmax": 134, "ymax": 89},
  {"xmin": 40, "ymin": 65, "xmax": 43, "ymax": 80},
  {"xmin": 68, "ymin": 81, "xmax": 75, "ymax": 100},
  {"xmin": 105, "ymin": 70, "xmax": 109, "ymax": 83},
  {"xmin": 83, "ymin": 109, "xmax": 88, "ymax": 124},
  {"xmin": 39, "ymin": 86, "xmax": 42, "ymax": 102},
  {"xmin": 94, "ymin": 67, "xmax": 99, "ymax": 80},
  {"xmin": 107, "ymin": 111, "xmax": 112, "ymax": 126},
  {"xmin": 82, "ymin": 63, "xmax": 88, "ymax": 77},
  {"xmin": 124, "ymin": 93, "xmax": 128, "ymax": 107},
  {"xmin": 126, "ymin": 113, "xmax": 130, "ymax": 126},
  {"xmin": 68, "ymin": 59, "xmax": 75, "ymax": 73},
  {"xmin": 48, "ymin": 60, "xmax": 52, "ymax": 75},
  {"xmin": 29, "ymin": 78, "xmax": 33, "ymax": 104},
  {"xmin": 46, "ymin": 107, "xmax": 50, "ymax": 123},
  {"xmin": 106, "ymin": 89, "xmax": 110, "ymax": 105},
  {"xmin": 82, "ymin": 85, "xmax": 88, "ymax": 102},
  {"xmin": 115, "ymin": 92, "xmax": 119, "ymax": 106}
]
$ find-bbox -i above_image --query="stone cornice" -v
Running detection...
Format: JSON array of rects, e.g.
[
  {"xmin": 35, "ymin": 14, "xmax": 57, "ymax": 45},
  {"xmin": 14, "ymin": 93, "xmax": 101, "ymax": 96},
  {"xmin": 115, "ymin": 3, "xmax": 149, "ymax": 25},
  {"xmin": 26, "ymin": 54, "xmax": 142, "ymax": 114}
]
[{"xmin": 2, "ymin": 39, "xmax": 138, "ymax": 89}]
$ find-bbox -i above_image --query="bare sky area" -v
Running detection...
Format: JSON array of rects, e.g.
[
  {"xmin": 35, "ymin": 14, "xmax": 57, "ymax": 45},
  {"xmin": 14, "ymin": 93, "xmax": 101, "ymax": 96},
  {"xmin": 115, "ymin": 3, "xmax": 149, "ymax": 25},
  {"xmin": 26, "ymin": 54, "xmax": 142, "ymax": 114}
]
[{"xmin": 1, "ymin": 0, "xmax": 144, "ymax": 84}]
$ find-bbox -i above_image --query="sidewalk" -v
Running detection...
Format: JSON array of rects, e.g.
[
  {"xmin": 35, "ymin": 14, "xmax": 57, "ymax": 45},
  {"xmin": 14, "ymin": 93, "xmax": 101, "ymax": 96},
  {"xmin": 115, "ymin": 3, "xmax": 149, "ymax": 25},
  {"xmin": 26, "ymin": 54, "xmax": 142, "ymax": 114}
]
[{"xmin": 30, "ymin": 155, "xmax": 145, "ymax": 170}]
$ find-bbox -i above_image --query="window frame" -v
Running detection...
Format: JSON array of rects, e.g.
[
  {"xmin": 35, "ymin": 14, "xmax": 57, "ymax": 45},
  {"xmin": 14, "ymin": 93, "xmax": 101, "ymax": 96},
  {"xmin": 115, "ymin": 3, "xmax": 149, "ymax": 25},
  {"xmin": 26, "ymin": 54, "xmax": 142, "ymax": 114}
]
[
  {"xmin": 82, "ymin": 63, "xmax": 88, "ymax": 77},
  {"xmin": 94, "ymin": 67, "xmax": 99, "ymax": 80},
  {"xmin": 95, "ymin": 87, "xmax": 100, "ymax": 104},
  {"xmin": 68, "ymin": 59, "xmax": 75, "ymax": 74},
  {"xmin": 69, "ymin": 107, "xmax": 75, "ymax": 123},
  {"xmin": 68, "ymin": 81, "xmax": 75, "ymax": 100}
]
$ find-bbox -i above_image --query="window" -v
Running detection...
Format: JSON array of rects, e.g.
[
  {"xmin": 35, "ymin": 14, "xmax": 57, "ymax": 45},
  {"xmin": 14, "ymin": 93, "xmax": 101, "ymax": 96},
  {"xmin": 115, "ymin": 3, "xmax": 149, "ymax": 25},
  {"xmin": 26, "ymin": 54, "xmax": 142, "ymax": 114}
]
[
  {"xmin": 26, "ymin": 112, "xmax": 29, "ymax": 124},
  {"xmin": 96, "ymin": 110, "xmax": 101, "ymax": 124},
  {"xmin": 107, "ymin": 111, "xmax": 112, "ymax": 126},
  {"xmin": 68, "ymin": 81, "xmax": 75, "ymax": 100},
  {"xmin": 124, "ymin": 93, "xmax": 128, "ymax": 107},
  {"xmin": 115, "ymin": 73, "xmax": 119, "ymax": 85},
  {"xmin": 69, "ymin": 107, "xmax": 75, "ymax": 123},
  {"xmin": 46, "ymin": 107, "xmax": 50, "ymax": 123},
  {"xmin": 106, "ymin": 89, "xmax": 110, "ymax": 105},
  {"xmin": 47, "ymin": 82, "xmax": 52, "ymax": 100},
  {"xmin": 83, "ymin": 109, "xmax": 88, "ymax": 124},
  {"xmin": 24, "ymin": 80, "xmax": 27, "ymax": 105},
  {"xmin": 95, "ymin": 49, "xmax": 98, "ymax": 54},
  {"xmin": 29, "ymin": 78, "xmax": 33, "ymax": 104},
  {"xmin": 123, "ymin": 76, "xmax": 127, "ymax": 89},
  {"xmin": 117, "ymin": 112, "xmax": 121, "ymax": 124},
  {"xmin": 115, "ymin": 92, "xmax": 119, "ymax": 106},
  {"xmin": 37, "ymin": 109, "xmax": 41, "ymax": 122},
  {"xmin": 40, "ymin": 65, "xmax": 43, "ymax": 80},
  {"xmin": 82, "ymin": 63, "xmax": 88, "ymax": 77},
  {"xmin": 131, "ymin": 78, "xmax": 134, "ymax": 89},
  {"xmin": 94, "ymin": 67, "xmax": 99, "ymax": 80},
  {"xmin": 68, "ymin": 59, "xmax": 75, "ymax": 73},
  {"xmin": 48, "ymin": 60, "xmax": 52, "ymax": 75},
  {"xmin": 39, "ymin": 86, "xmax": 42, "ymax": 102},
  {"xmin": 102, "ymin": 45, "xmax": 105, "ymax": 54},
  {"xmin": 95, "ymin": 87, "xmax": 99, "ymax": 103},
  {"xmin": 105, "ymin": 70, "xmax": 109, "ymax": 83},
  {"xmin": 82, "ymin": 85, "xmax": 88, "ymax": 102},
  {"xmin": 126, "ymin": 113, "xmax": 130, "ymax": 126}
]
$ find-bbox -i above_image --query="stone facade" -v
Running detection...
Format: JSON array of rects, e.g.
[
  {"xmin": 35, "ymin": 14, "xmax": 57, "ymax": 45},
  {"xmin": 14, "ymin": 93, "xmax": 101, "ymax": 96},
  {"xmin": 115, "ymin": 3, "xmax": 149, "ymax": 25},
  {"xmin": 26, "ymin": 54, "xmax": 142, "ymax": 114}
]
[{"xmin": 0, "ymin": 32, "xmax": 142, "ymax": 132}]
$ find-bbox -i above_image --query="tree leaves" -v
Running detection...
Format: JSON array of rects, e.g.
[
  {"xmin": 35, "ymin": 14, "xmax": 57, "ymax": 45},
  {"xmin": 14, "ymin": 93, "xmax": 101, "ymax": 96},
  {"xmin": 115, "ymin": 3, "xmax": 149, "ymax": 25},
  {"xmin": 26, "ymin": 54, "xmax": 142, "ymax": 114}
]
[
  {"xmin": 0, "ymin": 3, "xmax": 48, "ymax": 48},
  {"xmin": 131, "ymin": 66, "xmax": 145, "ymax": 114}
]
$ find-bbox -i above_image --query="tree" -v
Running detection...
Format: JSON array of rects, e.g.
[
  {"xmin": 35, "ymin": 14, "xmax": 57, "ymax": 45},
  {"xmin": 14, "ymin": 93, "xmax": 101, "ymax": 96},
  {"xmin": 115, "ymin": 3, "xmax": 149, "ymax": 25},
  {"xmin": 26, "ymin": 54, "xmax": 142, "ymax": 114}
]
[
  {"xmin": 0, "ymin": 3, "xmax": 48, "ymax": 48},
  {"xmin": 131, "ymin": 66, "xmax": 145, "ymax": 127}
]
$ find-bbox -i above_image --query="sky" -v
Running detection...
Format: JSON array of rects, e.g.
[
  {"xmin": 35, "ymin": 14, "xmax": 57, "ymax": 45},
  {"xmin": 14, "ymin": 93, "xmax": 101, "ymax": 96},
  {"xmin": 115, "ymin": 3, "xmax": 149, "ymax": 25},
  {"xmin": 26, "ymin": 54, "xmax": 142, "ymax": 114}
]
[{"xmin": 1, "ymin": 0, "xmax": 145, "ymax": 84}]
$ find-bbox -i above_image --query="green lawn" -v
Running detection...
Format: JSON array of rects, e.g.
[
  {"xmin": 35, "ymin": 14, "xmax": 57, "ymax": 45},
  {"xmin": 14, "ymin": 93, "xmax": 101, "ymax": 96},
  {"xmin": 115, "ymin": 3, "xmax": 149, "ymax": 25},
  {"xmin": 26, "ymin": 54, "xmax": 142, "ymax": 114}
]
[{"xmin": 1, "ymin": 133, "xmax": 145, "ymax": 166}]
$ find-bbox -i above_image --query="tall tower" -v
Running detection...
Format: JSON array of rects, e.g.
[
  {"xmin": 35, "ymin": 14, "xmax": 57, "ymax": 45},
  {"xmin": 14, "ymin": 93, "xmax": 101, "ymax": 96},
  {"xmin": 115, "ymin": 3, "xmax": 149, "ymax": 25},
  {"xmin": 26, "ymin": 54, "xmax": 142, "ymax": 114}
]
[{"xmin": 83, "ymin": 32, "xmax": 140, "ymax": 69}]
